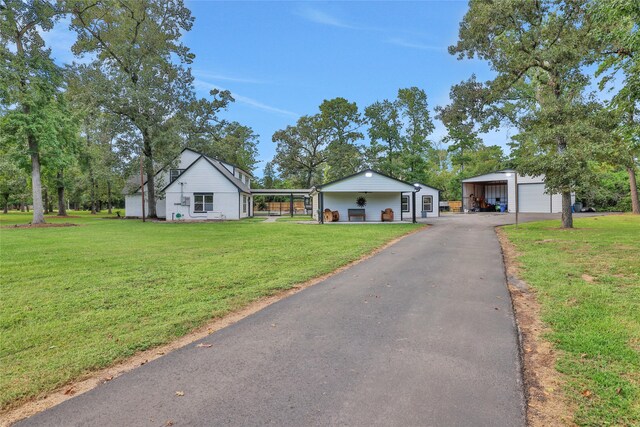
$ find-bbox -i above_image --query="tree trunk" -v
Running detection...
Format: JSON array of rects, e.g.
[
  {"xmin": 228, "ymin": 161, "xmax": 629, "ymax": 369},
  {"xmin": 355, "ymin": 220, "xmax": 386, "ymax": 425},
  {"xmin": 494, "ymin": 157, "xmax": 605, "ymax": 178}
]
[
  {"xmin": 57, "ymin": 170, "xmax": 67, "ymax": 216},
  {"xmin": 107, "ymin": 181, "xmax": 113, "ymax": 214},
  {"xmin": 20, "ymin": 201, "xmax": 25, "ymax": 212},
  {"xmin": 561, "ymin": 191, "xmax": 573, "ymax": 229},
  {"xmin": 3, "ymin": 194, "xmax": 8, "ymax": 214},
  {"xmin": 90, "ymin": 180, "xmax": 97, "ymax": 214},
  {"xmin": 28, "ymin": 135, "xmax": 45, "ymax": 224},
  {"xmin": 628, "ymin": 166, "xmax": 639, "ymax": 214},
  {"xmin": 44, "ymin": 188, "xmax": 50, "ymax": 214},
  {"xmin": 143, "ymin": 132, "xmax": 157, "ymax": 218}
]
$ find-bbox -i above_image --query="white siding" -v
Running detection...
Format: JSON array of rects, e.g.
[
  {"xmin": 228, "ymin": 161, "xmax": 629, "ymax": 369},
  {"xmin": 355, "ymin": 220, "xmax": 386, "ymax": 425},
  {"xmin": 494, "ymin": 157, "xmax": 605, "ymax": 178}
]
[
  {"xmin": 321, "ymin": 171, "xmax": 416, "ymax": 193},
  {"xmin": 405, "ymin": 184, "xmax": 440, "ymax": 218},
  {"xmin": 179, "ymin": 149, "xmax": 200, "ymax": 169},
  {"xmin": 125, "ymin": 195, "xmax": 142, "ymax": 217},
  {"xmin": 322, "ymin": 192, "xmax": 402, "ymax": 222},
  {"xmin": 124, "ymin": 194, "xmax": 166, "ymax": 218},
  {"xmin": 165, "ymin": 157, "xmax": 241, "ymax": 221}
]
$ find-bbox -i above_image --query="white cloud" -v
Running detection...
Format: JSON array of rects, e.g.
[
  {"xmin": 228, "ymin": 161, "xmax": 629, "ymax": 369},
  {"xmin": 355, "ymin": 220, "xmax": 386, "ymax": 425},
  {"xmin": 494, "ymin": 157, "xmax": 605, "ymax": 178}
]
[
  {"xmin": 295, "ymin": 7, "xmax": 355, "ymax": 29},
  {"xmin": 194, "ymin": 79, "xmax": 299, "ymax": 118},
  {"xmin": 193, "ymin": 70, "xmax": 267, "ymax": 84},
  {"xmin": 387, "ymin": 38, "xmax": 444, "ymax": 52}
]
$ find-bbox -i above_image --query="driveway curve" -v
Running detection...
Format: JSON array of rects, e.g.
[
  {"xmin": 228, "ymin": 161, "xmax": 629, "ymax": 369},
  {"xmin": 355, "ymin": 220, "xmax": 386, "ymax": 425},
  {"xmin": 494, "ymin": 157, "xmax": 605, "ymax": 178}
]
[{"xmin": 20, "ymin": 214, "xmax": 526, "ymax": 427}]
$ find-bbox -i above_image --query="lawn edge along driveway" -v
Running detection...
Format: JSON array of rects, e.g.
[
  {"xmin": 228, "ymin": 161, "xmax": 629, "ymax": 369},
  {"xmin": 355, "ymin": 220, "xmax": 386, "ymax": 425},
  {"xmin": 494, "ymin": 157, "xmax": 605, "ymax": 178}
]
[
  {"xmin": 499, "ymin": 215, "xmax": 640, "ymax": 426},
  {"xmin": 0, "ymin": 218, "xmax": 424, "ymax": 425}
]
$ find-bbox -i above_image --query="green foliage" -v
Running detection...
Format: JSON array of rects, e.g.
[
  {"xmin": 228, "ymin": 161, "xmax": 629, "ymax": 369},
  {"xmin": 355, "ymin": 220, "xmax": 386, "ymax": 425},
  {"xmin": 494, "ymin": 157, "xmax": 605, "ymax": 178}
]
[
  {"xmin": 449, "ymin": 0, "xmax": 613, "ymax": 227},
  {"xmin": 66, "ymin": 0, "xmax": 232, "ymax": 217},
  {"xmin": 320, "ymin": 97, "xmax": 364, "ymax": 180},
  {"xmin": 188, "ymin": 121, "xmax": 259, "ymax": 173},
  {"xmin": 272, "ymin": 114, "xmax": 328, "ymax": 188},
  {"xmin": 0, "ymin": 0, "xmax": 70, "ymax": 223},
  {"xmin": 0, "ymin": 213, "xmax": 421, "ymax": 409},
  {"xmin": 365, "ymin": 88, "xmax": 436, "ymax": 184}
]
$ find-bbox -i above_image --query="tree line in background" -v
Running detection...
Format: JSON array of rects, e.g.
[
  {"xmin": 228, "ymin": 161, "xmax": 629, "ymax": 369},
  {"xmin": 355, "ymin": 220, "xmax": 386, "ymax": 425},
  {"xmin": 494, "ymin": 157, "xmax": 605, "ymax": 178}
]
[
  {"xmin": 1, "ymin": 0, "xmax": 259, "ymax": 222},
  {"xmin": 267, "ymin": 0, "xmax": 639, "ymax": 228},
  {"xmin": 267, "ymin": 89, "xmax": 507, "ymax": 201},
  {"xmin": 2, "ymin": 0, "xmax": 638, "ymax": 228}
]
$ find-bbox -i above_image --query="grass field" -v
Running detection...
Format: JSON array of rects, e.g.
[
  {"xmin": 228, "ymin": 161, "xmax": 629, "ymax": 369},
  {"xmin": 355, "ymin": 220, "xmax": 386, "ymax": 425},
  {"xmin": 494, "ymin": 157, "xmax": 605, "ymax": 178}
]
[
  {"xmin": 503, "ymin": 215, "xmax": 640, "ymax": 426},
  {"xmin": 0, "ymin": 211, "xmax": 422, "ymax": 410}
]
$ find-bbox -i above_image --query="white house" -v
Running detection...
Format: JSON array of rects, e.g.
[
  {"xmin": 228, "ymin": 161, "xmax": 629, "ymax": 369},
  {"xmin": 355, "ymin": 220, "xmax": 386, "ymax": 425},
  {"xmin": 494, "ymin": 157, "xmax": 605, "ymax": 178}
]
[
  {"xmin": 311, "ymin": 170, "xmax": 420, "ymax": 223},
  {"xmin": 125, "ymin": 148, "xmax": 253, "ymax": 221},
  {"xmin": 401, "ymin": 183, "xmax": 440, "ymax": 219},
  {"xmin": 462, "ymin": 169, "xmax": 575, "ymax": 213}
]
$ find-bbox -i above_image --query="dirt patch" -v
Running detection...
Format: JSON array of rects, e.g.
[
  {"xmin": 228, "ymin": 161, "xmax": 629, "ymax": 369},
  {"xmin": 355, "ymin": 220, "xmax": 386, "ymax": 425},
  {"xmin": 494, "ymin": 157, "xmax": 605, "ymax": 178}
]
[
  {"xmin": 2, "ymin": 223, "xmax": 79, "ymax": 229},
  {"xmin": 581, "ymin": 274, "xmax": 595, "ymax": 283},
  {"xmin": 44, "ymin": 215, "xmax": 82, "ymax": 219},
  {"xmin": 0, "ymin": 225, "xmax": 426, "ymax": 426},
  {"xmin": 497, "ymin": 228, "xmax": 576, "ymax": 427}
]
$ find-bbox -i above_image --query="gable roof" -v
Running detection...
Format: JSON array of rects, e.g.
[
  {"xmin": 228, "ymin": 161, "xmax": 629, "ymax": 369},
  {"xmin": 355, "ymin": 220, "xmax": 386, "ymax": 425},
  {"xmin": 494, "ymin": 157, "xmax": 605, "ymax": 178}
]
[
  {"xmin": 415, "ymin": 182, "xmax": 443, "ymax": 192},
  {"xmin": 124, "ymin": 147, "xmax": 253, "ymax": 195},
  {"xmin": 314, "ymin": 169, "xmax": 419, "ymax": 192},
  {"xmin": 160, "ymin": 155, "xmax": 251, "ymax": 193},
  {"xmin": 461, "ymin": 169, "xmax": 516, "ymax": 183}
]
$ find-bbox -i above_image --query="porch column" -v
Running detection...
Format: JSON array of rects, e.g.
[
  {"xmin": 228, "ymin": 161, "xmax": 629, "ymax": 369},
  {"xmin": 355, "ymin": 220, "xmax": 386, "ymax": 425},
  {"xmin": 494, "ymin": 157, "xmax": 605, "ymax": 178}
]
[
  {"xmin": 290, "ymin": 192, "xmax": 294, "ymax": 217},
  {"xmin": 412, "ymin": 191, "xmax": 417, "ymax": 223},
  {"xmin": 319, "ymin": 192, "xmax": 324, "ymax": 224}
]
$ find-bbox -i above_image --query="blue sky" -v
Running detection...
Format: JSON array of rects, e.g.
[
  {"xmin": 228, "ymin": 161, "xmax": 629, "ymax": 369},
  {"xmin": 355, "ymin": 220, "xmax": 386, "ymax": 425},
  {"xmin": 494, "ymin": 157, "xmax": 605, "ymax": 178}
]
[{"xmin": 45, "ymin": 1, "xmax": 515, "ymax": 175}]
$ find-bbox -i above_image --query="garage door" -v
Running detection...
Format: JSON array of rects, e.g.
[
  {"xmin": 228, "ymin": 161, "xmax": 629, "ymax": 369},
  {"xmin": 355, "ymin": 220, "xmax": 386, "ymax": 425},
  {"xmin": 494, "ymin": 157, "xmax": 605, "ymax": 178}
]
[{"xmin": 518, "ymin": 183, "xmax": 551, "ymax": 213}]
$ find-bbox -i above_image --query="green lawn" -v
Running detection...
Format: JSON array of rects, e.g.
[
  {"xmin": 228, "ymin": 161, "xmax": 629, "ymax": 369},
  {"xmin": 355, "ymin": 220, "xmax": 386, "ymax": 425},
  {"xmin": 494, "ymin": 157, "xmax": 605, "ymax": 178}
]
[
  {"xmin": 276, "ymin": 215, "xmax": 313, "ymax": 222},
  {"xmin": 503, "ymin": 215, "xmax": 640, "ymax": 426},
  {"xmin": 0, "ymin": 211, "xmax": 421, "ymax": 410}
]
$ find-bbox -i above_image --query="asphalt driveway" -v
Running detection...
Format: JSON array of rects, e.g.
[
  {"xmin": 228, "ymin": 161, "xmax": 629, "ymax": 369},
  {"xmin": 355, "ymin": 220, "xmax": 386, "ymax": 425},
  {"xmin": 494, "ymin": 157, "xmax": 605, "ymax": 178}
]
[{"xmin": 20, "ymin": 213, "xmax": 528, "ymax": 427}]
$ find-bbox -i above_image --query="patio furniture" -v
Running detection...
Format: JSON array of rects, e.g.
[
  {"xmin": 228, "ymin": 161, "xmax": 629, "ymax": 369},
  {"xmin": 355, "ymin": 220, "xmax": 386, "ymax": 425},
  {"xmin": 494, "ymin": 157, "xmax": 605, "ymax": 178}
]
[
  {"xmin": 381, "ymin": 208, "xmax": 394, "ymax": 222},
  {"xmin": 348, "ymin": 209, "xmax": 366, "ymax": 222}
]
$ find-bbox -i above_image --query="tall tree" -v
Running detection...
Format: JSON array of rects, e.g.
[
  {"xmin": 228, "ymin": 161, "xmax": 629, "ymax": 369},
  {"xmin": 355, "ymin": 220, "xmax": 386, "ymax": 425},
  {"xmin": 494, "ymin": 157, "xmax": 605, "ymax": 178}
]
[
  {"xmin": 364, "ymin": 99, "xmax": 403, "ymax": 176},
  {"xmin": 67, "ymin": 0, "xmax": 216, "ymax": 218},
  {"xmin": 435, "ymin": 78, "xmax": 484, "ymax": 172},
  {"xmin": 1, "ymin": 0, "xmax": 66, "ymax": 224},
  {"xmin": 272, "ymin": 114, "xmax": 328, "ymax": 188},
  {"xmin": 591, "ymin": 0, "xmax": 640, "ymax": 214},
  {"xmin": 320, "ymin": 97, "xmax": 364, "ymax": 180},
  {"xmin": 186, "ymin": 120, "xmax": 259, "ymax": 172},
  {"xmin": 450, "ymin": 0, "xmax": 603, "ymax": 228},
  {"xmin": 396, "ymin": 87, "xmax": 435, "ymax": 183}
]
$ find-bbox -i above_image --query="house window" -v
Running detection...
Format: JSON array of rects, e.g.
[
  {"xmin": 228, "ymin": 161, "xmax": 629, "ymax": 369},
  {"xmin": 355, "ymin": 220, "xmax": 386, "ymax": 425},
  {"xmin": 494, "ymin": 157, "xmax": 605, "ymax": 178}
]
[
  {"xmin": 401, "ymin": 195, "xmax": 409, "ymax": 212},
  {"xmin": 170, "ymin": 169, "xmax": 184, "ymax": 183},
  {"xmin": 242, "ymin": 195, "xmax": 248, "ymax": 213},
  {"xmin": 194, "ymin": 193, "xmax": 213, "ymax": 212},
  {"xmin": 422, "ymin": 195, "xmax": 433, "ymax": 212}
]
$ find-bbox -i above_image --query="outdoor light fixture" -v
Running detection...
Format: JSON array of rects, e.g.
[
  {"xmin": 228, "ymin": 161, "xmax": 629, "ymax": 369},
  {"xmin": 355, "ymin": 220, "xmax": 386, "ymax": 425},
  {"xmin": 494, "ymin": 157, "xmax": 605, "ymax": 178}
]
[
  {"xmin": 506, "ymin": 173, "xmax": 512, "ymax": 177},
  {"xmin": 365, "ymin": 172, "xmax": 373, "ymax": 177}
]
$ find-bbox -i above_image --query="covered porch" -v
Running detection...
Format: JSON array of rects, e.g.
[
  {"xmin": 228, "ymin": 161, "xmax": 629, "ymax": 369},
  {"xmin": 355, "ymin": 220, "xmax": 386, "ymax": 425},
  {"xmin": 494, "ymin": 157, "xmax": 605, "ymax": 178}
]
[{"xmin": 311, "ymin": 170, "xmax": 420, "ymax": 223}]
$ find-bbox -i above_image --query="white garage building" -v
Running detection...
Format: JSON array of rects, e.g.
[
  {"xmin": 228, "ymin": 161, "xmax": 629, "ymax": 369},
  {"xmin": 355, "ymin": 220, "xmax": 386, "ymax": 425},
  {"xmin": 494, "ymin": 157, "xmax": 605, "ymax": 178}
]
[{"xmin": 462, "ymin": 170, "xmax": 574, "ymax": 213}]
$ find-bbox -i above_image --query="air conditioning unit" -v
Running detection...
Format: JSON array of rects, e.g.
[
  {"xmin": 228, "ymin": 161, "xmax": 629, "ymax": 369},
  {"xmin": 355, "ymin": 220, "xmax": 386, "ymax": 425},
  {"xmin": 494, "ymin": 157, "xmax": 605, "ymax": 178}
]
[{"xmin": 181, "ymin": 196, "xmax": 190, "ymax": 206}]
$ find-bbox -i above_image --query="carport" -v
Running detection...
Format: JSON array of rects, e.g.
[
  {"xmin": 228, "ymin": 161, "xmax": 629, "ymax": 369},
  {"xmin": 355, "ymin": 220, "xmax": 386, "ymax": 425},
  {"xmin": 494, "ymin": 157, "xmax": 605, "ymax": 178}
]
[
  {"xmin": 462, "ymin": 170, "xmax": 573, "ymax": 213},
  {"xmin": 462, "ymin": 171, "xmax": 513, "ymax": 212}
]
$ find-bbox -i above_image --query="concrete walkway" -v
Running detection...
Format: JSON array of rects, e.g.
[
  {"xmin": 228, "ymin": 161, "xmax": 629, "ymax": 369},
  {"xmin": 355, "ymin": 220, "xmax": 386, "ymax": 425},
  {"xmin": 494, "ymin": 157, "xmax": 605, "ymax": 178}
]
[{"xmin": 20, "ymin": 214, "xmax": 528, "ymax": 427}]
